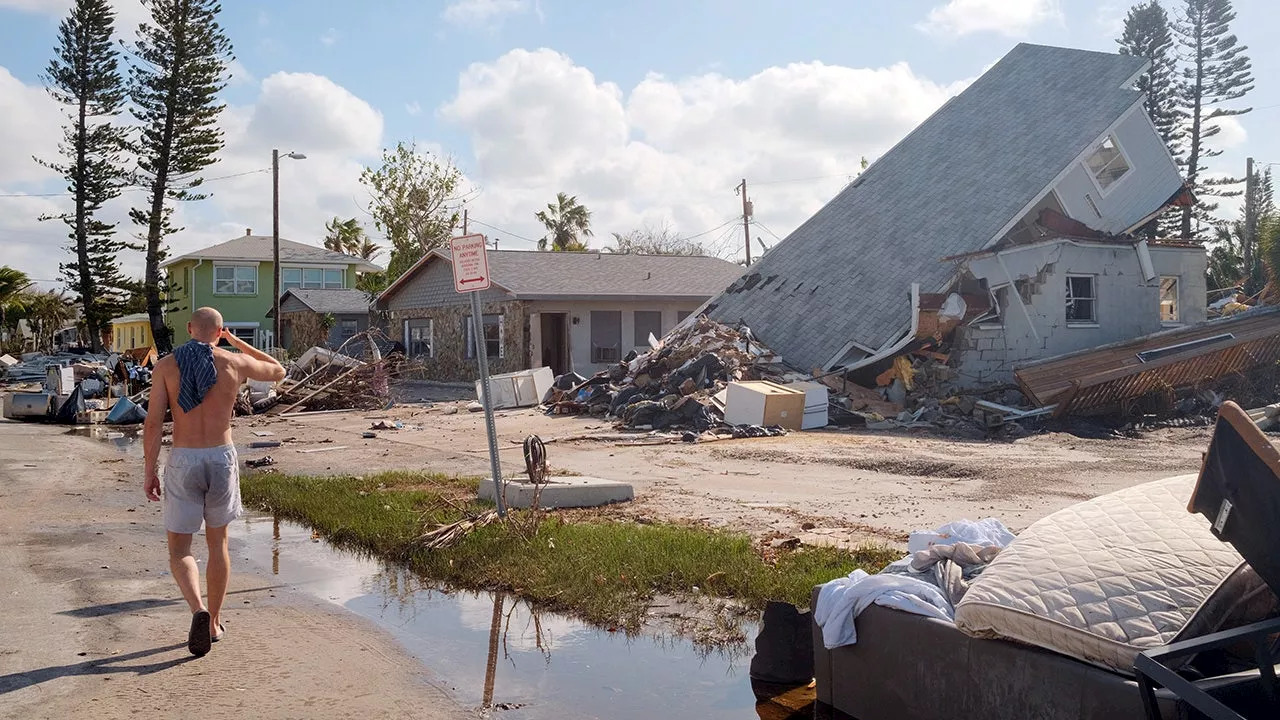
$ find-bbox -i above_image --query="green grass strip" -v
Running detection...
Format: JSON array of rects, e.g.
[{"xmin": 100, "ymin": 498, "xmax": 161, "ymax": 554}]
[{"xmin": 242, "ymin": 471, "xmax": 899, "ymax": 631}]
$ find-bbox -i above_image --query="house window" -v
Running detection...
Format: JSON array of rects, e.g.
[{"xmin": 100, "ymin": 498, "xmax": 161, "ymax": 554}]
[
  {"xmin": 633, "ymin": 311, "xmax": 662, "ymax": 349},
  {"xmin": 221, "ymin": 326, "xmax": 257, "ymax": 346},
  {"xmin": 676, "ymin": 310, "xmax": 692, "ymax": 323},
  {"xmin": 404, "ymin": 318, "xmax": 433, "ymax": 358},
  {"xmin": 464, "ymin": 314, "xmax": 504, "ymax": 360},
  {"xmin": 1066, "ymin": 275, "xmax": 1097, "ymax": 325},
  {"xmin": 1084, "ymin": 135, "xmax": 1130, "ymax": 192},
  {"xmin": 129, "ymin": 326, "xmax": 136, "ymax": 348},
  {"xmin": 1160, "ymin": 277, "xmax": 1180, "ymax": 324},
  {"xmin": 339, "ymin": 319, "xmax": 359, "ymax": 339},
  {"xmin": 214, "ymin": 265, "xmax": 257, "ymax": 295},
  {"xmin": 283, "ymin": 267, "xmax": 344, "ymax": 290},
  {"xmin": 590, "ymin": 310, "xmax": 622, "ymax": 363}
]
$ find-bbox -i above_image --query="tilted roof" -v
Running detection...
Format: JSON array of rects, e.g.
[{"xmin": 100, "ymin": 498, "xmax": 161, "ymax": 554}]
[{"xmin": 706, "ymin": 43, "xmax": 1149, "ymax": 372}]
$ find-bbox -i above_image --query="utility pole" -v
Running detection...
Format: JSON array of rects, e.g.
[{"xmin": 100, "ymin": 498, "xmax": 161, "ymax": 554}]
[
  {"xmin": 1244, "ymin": 157, "xmax": 1256, "ymax": 288},
  {"xmin": 737, "ymin": 178, "xmax": 752, "ymax": 265},
  {"xmin": 462, "ymin": 207, "xmax": 469, "ymax": 235},
  {"xmin": 272, "ymin": 149, "xmax": 280, "ymax": 348}
]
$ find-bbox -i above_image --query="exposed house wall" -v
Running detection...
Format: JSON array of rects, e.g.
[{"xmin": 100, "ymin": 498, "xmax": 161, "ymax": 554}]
[
  {"xmin": 1051, "ymin": 108, "xmax": 1182, "ymax": 235},
  {"xmin": 955, "ymin": 241, "xmax": 1207, "ymax": 386},
  {"xmin": 388, "ymin": 300, "xmax": 528, "ymax": 382},
  {"xmin": 525, "ymin": 300, "xmax": 701, "ymax": 376}
]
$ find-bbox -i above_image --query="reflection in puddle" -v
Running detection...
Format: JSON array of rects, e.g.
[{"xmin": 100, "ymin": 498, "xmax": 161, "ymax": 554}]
[
  {"xmin": 234, "ymin": 514, "xmax": 848, "ymax": 719},
  {"xmin": 65, "ymin": 425, "xmax": 143, "ymax": 454}
]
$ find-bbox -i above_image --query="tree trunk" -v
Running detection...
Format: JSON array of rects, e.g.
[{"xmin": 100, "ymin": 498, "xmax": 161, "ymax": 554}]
[
  {"xmin": 74, "ymin": 91, "xmax": 103, "ymax": 352},
  {"xmin": 1181, "ymin": 14, "xmax": 1205, "ymax": 242}
]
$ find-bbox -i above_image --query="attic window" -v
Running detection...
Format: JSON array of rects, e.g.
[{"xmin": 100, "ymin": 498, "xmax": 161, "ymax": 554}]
[{"xmin": 1084, "ymin": 135, "xmax": 1130, "ymax": 192}]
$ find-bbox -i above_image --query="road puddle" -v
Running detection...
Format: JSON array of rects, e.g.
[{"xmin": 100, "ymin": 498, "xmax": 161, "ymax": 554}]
[
  {"xmin": 233, "ymin": 513, "xmax": 848, "ymax": 719},
  {"xmin": 64, "ymin": 425, "xmax": 142, "ymax": 453}
]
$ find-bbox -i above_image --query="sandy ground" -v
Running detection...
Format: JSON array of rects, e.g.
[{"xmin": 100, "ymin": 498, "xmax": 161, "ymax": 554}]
[
  {"xmin": 0, "ymin": 421, "xmax": 473, "ymax": 720},
  {"xmin": 234, "ymin": 392, "xmax": 1213, "ymax": 548}
]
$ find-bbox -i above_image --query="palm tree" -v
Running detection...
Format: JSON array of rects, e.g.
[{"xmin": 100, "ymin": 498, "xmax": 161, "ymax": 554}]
[
  {"xmin": 0, "ymin": 266, "xmax": 33, "ymax": 334},
  {"xmin": 323, "ymin": 217, "xmax": 381, "ymax": 260},
  {"xmin": 21, "ymin": 290, "xmax": 75, "ymax": 351},
  {"xmin": 535, "ymin": 192, "xmax": 592, "ymax": 251}
]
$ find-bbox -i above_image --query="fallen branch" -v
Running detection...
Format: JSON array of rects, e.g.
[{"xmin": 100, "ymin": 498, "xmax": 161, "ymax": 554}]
[{"xmin": 418, "ymin": 510, "xmax": 500, "ymax": 550}]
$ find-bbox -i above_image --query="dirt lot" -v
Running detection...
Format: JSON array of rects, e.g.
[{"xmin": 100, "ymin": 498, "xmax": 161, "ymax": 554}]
[{"xmin": 232, "ymin": 393, "xmax": 1213, "ymax": 548}]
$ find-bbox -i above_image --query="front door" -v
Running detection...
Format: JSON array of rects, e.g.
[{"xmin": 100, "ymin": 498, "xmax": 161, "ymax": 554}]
[{"xmin": 540, "ymin": 313, "xmax": 569, "ymax": 375}]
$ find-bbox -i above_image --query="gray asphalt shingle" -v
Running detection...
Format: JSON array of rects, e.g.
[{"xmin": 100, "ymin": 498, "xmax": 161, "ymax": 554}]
[
  {"xmin": 706, "ymin": 43, "xmax": 1148, "ymax": 372},
  {"xmin": 279, "ymin": 288, "xmax": 372, "ymax": 314}
]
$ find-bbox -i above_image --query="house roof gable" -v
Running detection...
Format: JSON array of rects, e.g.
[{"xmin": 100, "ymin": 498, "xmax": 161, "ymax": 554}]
[
  {"xmin": 378, "ymin": 248, "xmax": 745, "ymax": 305},
  {"xmin": 705, "ymin": 43, "xmax": 1150, "ymax": 372},
  {"xmin": 274, "ymin": 288, "xmax": 372, "ymax": 315},
  {"xmin": 161, "ymin": 235, "xmax": 382, "ymax": 272}
]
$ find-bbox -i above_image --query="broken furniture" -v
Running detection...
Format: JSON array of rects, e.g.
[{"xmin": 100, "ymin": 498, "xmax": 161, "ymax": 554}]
[
  {"xmin": 1134, "ymin": 401, "xmax": 1280, "ymax": 720},
  {"xmin": 1015, "ymin": 306, "xmax": 1280, "ymax": 417},
  {"xmin": 478, "ymin": 366, "xmax": 554, "ymax": 410},
  {"xmin": 813, "ymin": 470, "xmax": 1278, "ymax": 720}
]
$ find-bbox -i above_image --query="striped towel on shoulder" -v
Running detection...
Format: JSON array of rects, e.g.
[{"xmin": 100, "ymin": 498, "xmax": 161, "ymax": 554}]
[{"xmin": 174, "ymin": 340, "xmax": 218, "ymax": 412}]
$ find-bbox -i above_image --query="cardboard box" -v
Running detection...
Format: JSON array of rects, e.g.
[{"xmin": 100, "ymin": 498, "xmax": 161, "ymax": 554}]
[{"xmin": 724, "ymin": 381, "xmax": 806, "ymax": 431}]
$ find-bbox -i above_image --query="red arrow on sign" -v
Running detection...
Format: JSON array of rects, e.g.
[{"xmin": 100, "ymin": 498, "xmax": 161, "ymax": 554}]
[{"xmin": 460, "ymin": 277, "xmax": 486, "ymax": 284}]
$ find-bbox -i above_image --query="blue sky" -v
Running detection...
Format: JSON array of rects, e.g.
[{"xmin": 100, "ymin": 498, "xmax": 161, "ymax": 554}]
[{"xmin": 1, "ymin": 0, "xmax": 1276, "ymax": 286}]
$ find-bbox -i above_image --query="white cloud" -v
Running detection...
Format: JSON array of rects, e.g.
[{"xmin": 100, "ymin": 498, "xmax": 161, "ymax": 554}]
[
  {"xmin": 441, "ymin": 0, "xmax": 532, "ymax": 27},
  {"xmin": 0, "ymin": 0, "xmax": 150, "ymax": 36},
  {"xmin": 440, "ymin": 49, "xmax": 964, "ymax": 256},
  {"xmin": 1095, "ymin": 1, "xmax": 1128, "ymax": 38},
  {"xmin": 405, "ymin": 101, "xmax": 422, "ymax": 116},
  {"xmin": 0, "ymin": 66, "xmax": 389, "ymax": 285},
  {"xmin": 1206, "ymin": 115, "xmax": 1248, "ymax": 150},
  {"xmin": 320, "ymin": 28, "xmax": 338, "ymax": 47},
  {"xmin": 225, "ymin": 58, "xmax": 255, "ymax": 87},
  {"xmin": 917, "ymin": 0, "xmax": 1062, "ymax": 38}
]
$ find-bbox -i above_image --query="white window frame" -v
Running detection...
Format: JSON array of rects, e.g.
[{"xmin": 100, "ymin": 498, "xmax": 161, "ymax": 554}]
[
  {"xmin": 1065, "ymin": 274, "xmax": 1098, "ymax": 327},
  {"xmin": 338, "ymin": 318, "xmax": 359, "ymax": 339},
  {"xmin": 281, "ymin": 265, "xmax": 345, "ymax": 290},
  {"xmin": 213, "ymin": 264, "xmax": 259, "ymax": 296},
  {"xmin": 1160, "ymin": 276, "xmax": 1181, "ymax": 326},
  {"xmin": 1083, "ymin": 134, "xmax": 1133, "ymax": 197},
  {"xmin": 403, "ymin": 318, "xmax": 434, "ymax": 359},
  {"xmin": 464, "ymin": 314, "xmax": 505, "ymax": 360},
  {"xmin": 220, "ymin": 321, "xmax": 260, "ymax": 348}
]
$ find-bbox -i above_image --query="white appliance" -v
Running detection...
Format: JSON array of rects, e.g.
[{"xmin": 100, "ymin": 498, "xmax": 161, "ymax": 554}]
[
  {"xmin": 787, "ymin": 381, "xmax": 830, "ymax": 430},
  {"xmin": 477, "ymin": 366, "xmax": 555, "ymax": 410}
]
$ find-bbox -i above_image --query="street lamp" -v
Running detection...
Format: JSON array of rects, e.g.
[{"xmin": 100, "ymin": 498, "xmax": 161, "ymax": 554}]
[{"xmin": 272, "ymin": 149, "xmax": 306, "ymax": 349}]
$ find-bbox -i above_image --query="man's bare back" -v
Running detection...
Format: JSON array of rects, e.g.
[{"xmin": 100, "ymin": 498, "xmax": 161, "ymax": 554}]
[{"xmin": 141, "ymin": 307, "xmax": 285, "ymax": 656}]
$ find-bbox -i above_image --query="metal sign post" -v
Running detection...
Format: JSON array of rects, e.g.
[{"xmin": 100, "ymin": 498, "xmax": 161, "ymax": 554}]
[{"xmin": 451, "ymin": 234, "xmax": 506, "ymax": 517}]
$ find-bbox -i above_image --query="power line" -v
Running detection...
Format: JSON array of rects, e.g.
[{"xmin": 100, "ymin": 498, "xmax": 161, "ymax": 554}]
[
  {"xmin": 0, "ymin": 167, "xmax": 270, "ymax": 199},
  {"xmin": 681, "ymin": 217, "xmax": 740, "ymax": 241},
  {"xmin": 755, "ymin": 220, "xmax": 785, "ymax": 242},
  {"xmin": 749, "ymin": 171, "xmax": 857, "ymax": 187},
  {"xmin": 465, "ymin": 218, "xmax": 539, "ymax": 245}
]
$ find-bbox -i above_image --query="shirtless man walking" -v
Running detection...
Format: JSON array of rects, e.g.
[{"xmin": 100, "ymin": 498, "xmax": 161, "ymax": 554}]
[{"xmin": 143, "ymin": 307, "xmax": 285, "ymax": 656}]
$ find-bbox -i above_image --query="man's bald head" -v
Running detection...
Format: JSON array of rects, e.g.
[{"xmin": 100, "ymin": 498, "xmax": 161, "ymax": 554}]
[{"xmin": 188, "ymin": 307, "xmax": 224, "ymax": 343}]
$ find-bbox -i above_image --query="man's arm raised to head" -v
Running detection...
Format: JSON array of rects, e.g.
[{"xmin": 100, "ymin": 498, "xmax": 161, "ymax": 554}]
[
  {"xmin": 217, "ymin": 328, "xmax": 287, "ymax": 382},
  {"xmin": 143, "ymin": 360, "xmax": 171, "ymax": 501}
]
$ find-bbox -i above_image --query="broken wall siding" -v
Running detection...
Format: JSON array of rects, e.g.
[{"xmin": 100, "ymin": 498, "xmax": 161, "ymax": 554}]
[
  {"xmin": 1052, "ymin": 109, "xmax": 1183, "ymax": 235},
  {"xmin": 955, "ymin": 242, "xmax": 1206, "ymax": 385},
  {"xmin": 389, "ymin": 300, "xmax": 529, "ymax": 382}
]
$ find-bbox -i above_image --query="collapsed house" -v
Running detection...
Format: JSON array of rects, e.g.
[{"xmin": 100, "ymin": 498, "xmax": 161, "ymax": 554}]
[{"xmin": 706, "ymin": 43, "xmax": 1208, "ymax": 395}]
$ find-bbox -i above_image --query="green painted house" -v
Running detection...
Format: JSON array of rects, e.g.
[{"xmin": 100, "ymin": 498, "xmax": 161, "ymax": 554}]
[{"xmin": 162, "ymin": 229, "xmax": 381, "ymax": 348}]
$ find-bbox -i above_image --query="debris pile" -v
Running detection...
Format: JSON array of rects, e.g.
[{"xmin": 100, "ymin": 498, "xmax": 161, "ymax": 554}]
[
  {"xmin": 268, "ymin": 331, "xmax": 398, "ymax": 415},
  {"xmin": 542, "ymin": 316, "xmax": 787, "ymax": 431},
  {"xmin": 1, "ymin": 349, "xmax": 154, "ymax": 424}
]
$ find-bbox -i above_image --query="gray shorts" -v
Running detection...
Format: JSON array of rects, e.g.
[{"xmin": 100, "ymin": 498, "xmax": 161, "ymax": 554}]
[{"xmin": 163, "ymin": 445, "xmax": 243, "ymax": 534}]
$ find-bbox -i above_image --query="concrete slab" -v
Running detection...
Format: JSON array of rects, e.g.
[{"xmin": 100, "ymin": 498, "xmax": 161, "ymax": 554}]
[{"xmin": 477, "ymin": 475, "xmax": 634, "ymax": 509}]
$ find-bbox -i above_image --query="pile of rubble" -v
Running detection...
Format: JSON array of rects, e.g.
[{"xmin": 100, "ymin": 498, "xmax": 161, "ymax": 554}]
[
  {"xmin": 543, "ymin": 317, "xmax": 786, "ymax": 431},
  {"xmin": 1, "ymin": 350, "xmax": 154, "ymax": 424},
  {"xmin": 263, "ymin": 331, "xmax": 398, "ymax": 415}
]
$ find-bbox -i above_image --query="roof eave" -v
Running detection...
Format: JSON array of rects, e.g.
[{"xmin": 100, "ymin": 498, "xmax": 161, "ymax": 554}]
[{"xmin": 518, "ymin": 292, "xmax": 718, "ymax": 303}]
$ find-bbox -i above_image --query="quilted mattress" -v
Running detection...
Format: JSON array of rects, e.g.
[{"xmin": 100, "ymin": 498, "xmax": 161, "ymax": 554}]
[{"xmin": 954, "ymin": 474, "xmax": 1248, "ymax": 675}]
